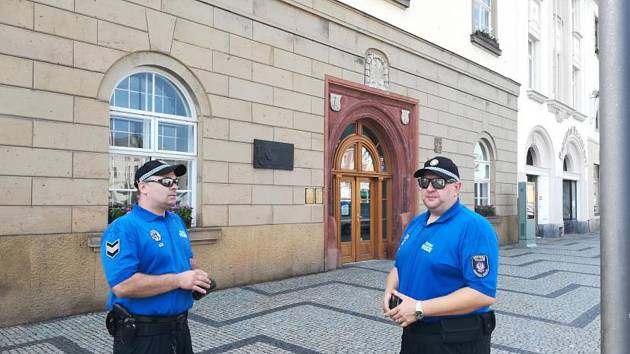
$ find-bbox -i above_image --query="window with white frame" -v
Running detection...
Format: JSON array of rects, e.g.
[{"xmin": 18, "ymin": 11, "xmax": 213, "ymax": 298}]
[
  {"xmin": 474, "ymin": 141, "xmax": 491, "ymax": 207},
  {"xmin": 108, "ymin": 70, "xmax": 197, "ymax": 224},
  {"xmin": 473, "ymin": 0, "xmax": 494, "ymax": 35},
  {"xmin": 529, "ymin": 0, "xmax": 541, "ymax": 30},
  {"xmin": 572, "ymin": 66, "xmax": 580, "ymax": 109},
  {"xmin": 571, "ymin": 0, "xmax": 580, "ymax": 33},
  {"xmin": 553, "ymin": 13, "xmax": 564, "ymax": 98},
  {"xmin": 528, "ymin": 37, "xmax": 539, "ymax": 89}
]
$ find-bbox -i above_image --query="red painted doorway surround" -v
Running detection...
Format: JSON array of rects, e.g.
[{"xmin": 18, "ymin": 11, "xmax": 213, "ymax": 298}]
[{"xmin": 324, "ymin": 76, "xmax": 419, "ymax": 270}]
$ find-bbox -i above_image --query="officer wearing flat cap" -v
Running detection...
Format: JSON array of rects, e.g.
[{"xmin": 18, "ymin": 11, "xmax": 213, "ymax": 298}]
[
  {"xmin": 100, "ymin": 159, "xmax": 214, "ymax": 354},
  {"xmin": 383, "ymin": 156, "xmax": 498, "ymax": 353}
]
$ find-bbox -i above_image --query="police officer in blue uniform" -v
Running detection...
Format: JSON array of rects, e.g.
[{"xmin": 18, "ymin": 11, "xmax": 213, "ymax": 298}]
[
  {"xmin": 101, "ymin": 160, "xmax": 213, "ymax": 354},
  {"xmin": 383, "ymin": 156, "xmax": 498, "ymax": 354}
]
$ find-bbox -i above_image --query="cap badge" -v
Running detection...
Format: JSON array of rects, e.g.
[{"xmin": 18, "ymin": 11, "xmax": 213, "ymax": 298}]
[{"xmin": 429, "ymin": 159, "xmax": 439, "ymax": 166}]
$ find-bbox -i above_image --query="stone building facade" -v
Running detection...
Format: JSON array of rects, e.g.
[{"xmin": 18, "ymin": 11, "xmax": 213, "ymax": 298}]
[
  {"xmin": 0, "ymin": 0, "xmax": 518, "ymax": 326},
  {"xmin": 518, "ymin": 0, "xmax": 600, "ymax": 236}
]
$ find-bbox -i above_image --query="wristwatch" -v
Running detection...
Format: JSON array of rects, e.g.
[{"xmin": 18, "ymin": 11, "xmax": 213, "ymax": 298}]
[{"xmin": 415, "ymin": 301, "xmax": 424, "ymax": 320}]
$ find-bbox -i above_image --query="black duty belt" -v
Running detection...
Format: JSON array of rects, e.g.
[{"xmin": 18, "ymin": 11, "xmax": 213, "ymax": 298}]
[
  {"xmin": 133, "ymin": 312, "xmax": 188, "ymax": 324},
  {"xmin": 405, "ymin": 311, "xmax": 496, "ymax": 344},
  {"xmin": 107, "ymin": 304, "xmax": 188, "ymax": 337}
]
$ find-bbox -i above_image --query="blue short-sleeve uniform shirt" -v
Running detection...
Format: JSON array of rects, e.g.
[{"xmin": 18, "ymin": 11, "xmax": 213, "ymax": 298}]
[
  {"xmin": 395, "ymin": 200, "xmax": 498, "ymax": 321},
  {"xmin": 100, "ymin": 204, "xmax": 194, "ymax": 316}
]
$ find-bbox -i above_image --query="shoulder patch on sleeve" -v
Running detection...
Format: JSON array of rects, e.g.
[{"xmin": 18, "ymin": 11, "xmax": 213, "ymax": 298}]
[
  {"xmin": 106, "ymin": 239, "xmax": 120, "ymax": 258},
  {"xmin": 472, "ymin": 255, "xmax": 489, "ymax": 277}
]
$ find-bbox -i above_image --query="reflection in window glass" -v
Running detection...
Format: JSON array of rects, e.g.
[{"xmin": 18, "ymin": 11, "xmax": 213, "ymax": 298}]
[
  {"xmin": 360, "ymin": 181, "xmax": 371, "ymax": 241},
  {"xmin": 473, "ymin": 0, "xmax": 492, "ymax": 33},
  {"xmin": 339, "ymin": 181, "xmax": 352, "ymax": 242},
  {"xmin": 341, "ymin": 145, "xmax": 355, "ymax": 169},
  {"xmin": 158, "ymin": 122, "xmax": 194, "ymax": 153},
  {"xmin": 111, "ymin": 73, "xmax": 153, "ymax": 111},
  {"xmin": 155, "ymin": 75, "xmax": 190, "ymax": 117},
  {"xmin": 110, "ymin": 116, "xmax": 150, "ymax": 149},
  {"xmin": 110, "ymin": 154, "xmax": 147, "ymax": 190},
  {"xmin": 362, "ymin": 146, "xmax": 375, "ymax": 172}
]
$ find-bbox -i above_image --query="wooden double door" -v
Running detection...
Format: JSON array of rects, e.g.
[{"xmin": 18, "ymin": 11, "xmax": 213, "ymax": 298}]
[
  {"xmin": 338, "ymin": 176, "xmax": 377, "ymax": 262},
  {"xmin": 333, "ymin": 121, "xmax": 392, "ymax": 264}
]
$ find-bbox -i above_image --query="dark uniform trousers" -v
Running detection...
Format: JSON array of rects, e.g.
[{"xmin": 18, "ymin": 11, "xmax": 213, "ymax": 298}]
[
  {"xmin": 111, "ymin": 311, "xmax": 193, "ymax": 354},
  {"xmin": 400, "ymin": 311, "xmax": 495, "ymax": 354}
]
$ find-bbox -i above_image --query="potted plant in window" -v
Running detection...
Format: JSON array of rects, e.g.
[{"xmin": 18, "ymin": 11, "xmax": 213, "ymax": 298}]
[
  {"xmin": 108, "ymin": 205, "xmax": 193, "ymax": 228},
  {"xmin": 470, "ymin": 30, "xmax": 501, "ymax": 55},
  {"xmin": 474, "ymin": 205, "xmax": 496, "ymax": 217},
  {"xmin": 172, "ymin": 205, "xmax": 193, "ymax": 228},
  {"xmin": 108, "ymin": 206, "xmax": 131, "ymax": 224}
]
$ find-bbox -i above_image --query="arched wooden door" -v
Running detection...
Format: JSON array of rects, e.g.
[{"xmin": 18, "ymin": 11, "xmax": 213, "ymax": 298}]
[{"xmin": 333, "ymin": 121, "xmax": 392, "ymax": 263}]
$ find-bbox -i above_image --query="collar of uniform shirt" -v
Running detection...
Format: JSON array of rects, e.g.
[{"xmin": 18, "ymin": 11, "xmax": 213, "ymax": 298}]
[
  {"xmin": 423, "ymin": 199, "xmax": 463, "ymax": 225},
  {"xmin": 132, "ymin": 204, "xmax": 168, "ymax": 222}
]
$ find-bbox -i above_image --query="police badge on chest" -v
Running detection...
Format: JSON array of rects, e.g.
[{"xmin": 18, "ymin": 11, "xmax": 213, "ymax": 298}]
[
  {"xmin": 149, "ymin": 229, "xmax": 164, "ymax": 247},
  {"xmin": 472, "ymin": 255, "xmax": 489, "ymax": 277}
]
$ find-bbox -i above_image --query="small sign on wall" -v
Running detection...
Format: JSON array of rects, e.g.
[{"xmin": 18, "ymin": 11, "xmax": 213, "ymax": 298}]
[
  {"xmin": 253, "ymin": 139, "xmax": 294, "ymax": 170},
  {"xmin": 305, "ymin": 187, "xmax": 323, "ymax": 204},
  {"xmin": 305, "ymin": 188, "xmax": 315, "ymax": 204}
]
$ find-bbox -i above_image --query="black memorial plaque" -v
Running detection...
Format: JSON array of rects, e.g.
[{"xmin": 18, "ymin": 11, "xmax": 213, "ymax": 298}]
[{"xmin": 253, "ymin": 139, "xmax": 294, "ymax": 170}]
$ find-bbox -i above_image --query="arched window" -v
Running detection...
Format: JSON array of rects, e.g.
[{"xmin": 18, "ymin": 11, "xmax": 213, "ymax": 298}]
[
  {"xmin": 526, "ymin": 147, "xmax": 535, "ymax": 166},
  {"xmin": 563, "ymin": 156, "xmax": 570, "ymax": 172},
  {"xmin": 474, "ymin": 141, "xmax": 492, "ymax": 207},
  {"xmin": 108, "ymin": 70, "xmax": 197, "ymax": 224}
]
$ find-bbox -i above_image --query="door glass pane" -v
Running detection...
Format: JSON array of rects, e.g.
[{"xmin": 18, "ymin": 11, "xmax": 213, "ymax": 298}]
[
  {"xmin": 362, "ymin": 146, "xmax": 375, "ymax": 172},
  {"xmin": 382, "ymin": 181, "xmax": 388, "ymax": 240},
  {"xmin": 563, "ymin": 180, "xmax": 571, "ymax": 219},
  {"xmin": 527, "ymin": 182, "xmax": 536, "ymax": 219},
  {"xmin": 360, "ymin": 181, "xmax": 371, "ymax": 241},
  {"xmin": 340, "ymin": 181, "xmax": 352, "ymax": 242},
  {"xmin": 340, "ymin": 145, "xmax": 355, "ymax": 170}
]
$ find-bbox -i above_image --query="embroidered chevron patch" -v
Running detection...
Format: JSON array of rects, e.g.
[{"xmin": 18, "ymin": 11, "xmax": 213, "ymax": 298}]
[{"xmin": 106, "ymin": 239, "xmax": 120, "ymax": 258}]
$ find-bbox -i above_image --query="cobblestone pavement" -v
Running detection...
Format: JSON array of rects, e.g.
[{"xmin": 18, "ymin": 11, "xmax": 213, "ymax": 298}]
[{"xmin": 0, "ymin": 233, "xmax": 600, "ymax": 354}]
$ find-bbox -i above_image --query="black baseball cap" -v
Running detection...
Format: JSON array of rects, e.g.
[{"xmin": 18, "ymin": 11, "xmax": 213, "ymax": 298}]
[
  {"xmin": 134, "ymin": 160, "xmax": 187, "ymax": 187},
  {"xmin": 413, "ymin": 156, "xmax": 460, "ymax": 181}
]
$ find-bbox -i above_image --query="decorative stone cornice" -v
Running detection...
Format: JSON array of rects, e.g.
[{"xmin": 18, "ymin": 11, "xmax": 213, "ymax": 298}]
[
  {"xmin": 546, "ymin": 98, "xmax": 589, "ymax": 123},
  {"xmin": 527, "ymin": 89, "xmax": 548, "ymax": 104},
  {"xmin": 546, "ymin": 99, "xmax": 573, "ymax": 122}
]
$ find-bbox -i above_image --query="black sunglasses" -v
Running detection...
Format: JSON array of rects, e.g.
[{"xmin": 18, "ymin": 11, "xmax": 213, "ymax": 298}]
[
  {"xmin": 417, "ymin": 177, "xmax": 456, "ymax": 190},
  {"xmin": 145, "ymin": 177, "xmax": 179, "ymax": 188}
]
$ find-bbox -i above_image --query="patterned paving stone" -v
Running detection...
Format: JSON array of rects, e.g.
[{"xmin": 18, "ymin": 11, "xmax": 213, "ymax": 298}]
[{"xmin": 0, "ymin": 233, "xmax": 600, "ymax": 353}]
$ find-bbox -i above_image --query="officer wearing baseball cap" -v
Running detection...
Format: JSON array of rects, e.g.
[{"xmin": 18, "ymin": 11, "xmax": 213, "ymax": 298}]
[
  {"xmin": 383, "ymin": 156, "xmax": 498, "ymax": 353},
  {"xmin": 100, "ymin": 159, "xmax": 215, "ymax": 354}
]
